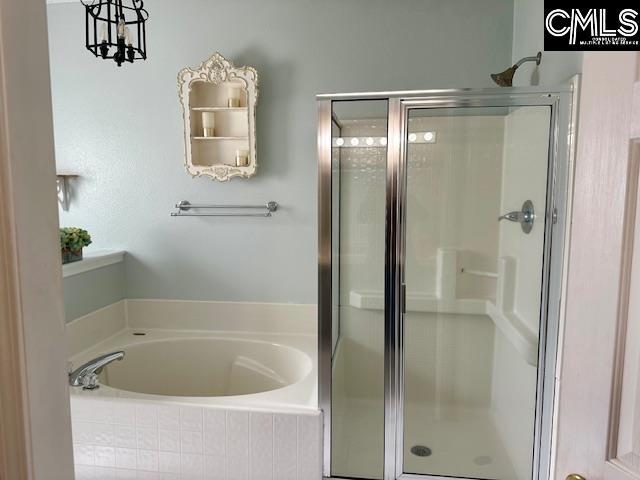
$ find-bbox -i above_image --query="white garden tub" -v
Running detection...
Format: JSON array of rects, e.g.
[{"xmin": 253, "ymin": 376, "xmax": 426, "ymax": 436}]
[
  {"xmin": 67, "ymin": 301, "xmax": 321, "ymax": 479},
  {"xmin": 69, "ymin": 328, "xmax": 316, "ymax": 411}
]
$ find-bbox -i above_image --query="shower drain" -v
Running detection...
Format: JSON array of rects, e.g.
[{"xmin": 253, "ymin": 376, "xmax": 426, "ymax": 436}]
[{"xmin": 410, "ymin": 445, "xmax": 432, "ymax": 457}]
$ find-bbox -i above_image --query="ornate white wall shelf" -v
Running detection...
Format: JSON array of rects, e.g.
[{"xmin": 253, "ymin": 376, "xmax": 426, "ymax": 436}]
[{"xmin": 178, "ymin": 52, "xmax": 258, "ymax": 181}]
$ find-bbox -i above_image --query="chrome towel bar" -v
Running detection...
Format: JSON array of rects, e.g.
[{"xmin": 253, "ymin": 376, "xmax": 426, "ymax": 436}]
[{"xmin": 171, "ymin": 200, "xmax": 278, "ymax": 217}]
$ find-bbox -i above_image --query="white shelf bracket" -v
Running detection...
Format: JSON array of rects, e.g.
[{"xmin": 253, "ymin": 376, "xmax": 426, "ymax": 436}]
[{"xmin": 56, "ymin": 174, "xmax": 78, "ymax": 211}]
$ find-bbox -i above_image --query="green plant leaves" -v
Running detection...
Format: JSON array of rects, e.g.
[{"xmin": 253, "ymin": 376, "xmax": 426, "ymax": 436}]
[{"xmin": 59, "ymin": 227, "xmax": 92, "ymax": 252}]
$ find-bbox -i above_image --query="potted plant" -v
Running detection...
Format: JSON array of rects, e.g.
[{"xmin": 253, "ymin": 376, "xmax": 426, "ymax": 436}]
[{"xmin": 59, "ymin": 227, "xmax": 92, "ymax": 264}]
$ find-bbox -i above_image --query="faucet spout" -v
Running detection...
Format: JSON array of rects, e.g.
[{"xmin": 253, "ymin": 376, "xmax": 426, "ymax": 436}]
[{"xmin": 69, "ymin": 351, "xmax": 125, "ymax": 389}]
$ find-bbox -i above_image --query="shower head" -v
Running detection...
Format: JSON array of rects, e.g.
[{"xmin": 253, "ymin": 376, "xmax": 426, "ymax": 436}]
[
  {"xmin": 491, "ymin": 51, "xmax": 542, "ymax": 87},
  {"xmin": 491, "ymin": 66, "xmax": 518, "ymax": 87}
]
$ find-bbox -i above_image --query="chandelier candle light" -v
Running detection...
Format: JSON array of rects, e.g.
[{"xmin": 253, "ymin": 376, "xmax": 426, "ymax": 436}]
[{"xmin": 82, "ymin": 0, "xmax": 148, "ymax": 67}]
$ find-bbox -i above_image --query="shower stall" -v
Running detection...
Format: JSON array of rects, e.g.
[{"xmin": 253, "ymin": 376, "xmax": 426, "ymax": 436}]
[{"xmin": 317, "ymin": 84, "xmax": 578, "ymax": 480}]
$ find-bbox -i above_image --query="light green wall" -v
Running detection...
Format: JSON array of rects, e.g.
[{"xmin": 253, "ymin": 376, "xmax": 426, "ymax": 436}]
[
  {"xmin": 63, "ymin": 263, "xmax": 125, "ymax": 322},
  {"xmin": 50, "ymin": 0, "xmax": 514, "ymax": 306}
]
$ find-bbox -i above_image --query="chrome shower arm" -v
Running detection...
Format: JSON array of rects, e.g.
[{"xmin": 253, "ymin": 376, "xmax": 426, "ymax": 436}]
[
  {"xmin": 491, "ymin": 52, "xmax": 542, "ymax": 86},
  {"xmin": 514, "ymin": 51, "xmax": 542, "ymax": 69}
]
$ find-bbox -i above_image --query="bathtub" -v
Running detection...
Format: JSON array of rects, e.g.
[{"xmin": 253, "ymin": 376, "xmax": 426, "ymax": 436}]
[
  {"xmin": 68, "ymin": 299, "xmax": 321, "ymax": 479},
  {"xmin": 71, "ymin": 329, "xmax": 316, "ymax": 409}
]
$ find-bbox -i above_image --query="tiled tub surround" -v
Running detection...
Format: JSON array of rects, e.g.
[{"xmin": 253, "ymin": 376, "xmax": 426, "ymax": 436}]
[
  {"xmin": 71, "ymin": 398, "xmax": 321, "ymax": 480},
  {"xmin": 67, "ymin": 300, "xmax": 320, "ymax": 479}
]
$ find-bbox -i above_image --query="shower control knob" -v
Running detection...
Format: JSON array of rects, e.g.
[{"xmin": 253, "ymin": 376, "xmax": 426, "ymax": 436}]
[
  {"xmin": 498, "ymin": 199, "xmax": 535, "ymax": 234},
  {"xmin": 499, "ymin": 211, "xmax": 525, "ymax": 222}
]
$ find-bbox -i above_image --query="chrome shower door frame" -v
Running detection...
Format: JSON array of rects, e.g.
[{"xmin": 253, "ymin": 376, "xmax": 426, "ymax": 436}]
[{"xmin": 317, "ymin": 81, "xmax": 579, "ymax": 480}]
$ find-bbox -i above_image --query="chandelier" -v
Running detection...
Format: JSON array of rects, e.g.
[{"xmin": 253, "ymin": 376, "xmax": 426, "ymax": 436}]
[{"xmin": 82, "ymin": 0, "xmax": 148, "ymax": 67}]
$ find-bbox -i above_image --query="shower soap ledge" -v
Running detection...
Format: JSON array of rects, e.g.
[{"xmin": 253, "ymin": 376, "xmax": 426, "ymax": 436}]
[
  {"xmin": 349, "ymin": 289, "xmax": 537, "ymax": 366},
  {"xmin": 349, "ymin": 290, "xmax": 485, "ymax": 315},
  {"xmin": 347, "ymin": 252, "xmax": 538, "ymax": 366}
]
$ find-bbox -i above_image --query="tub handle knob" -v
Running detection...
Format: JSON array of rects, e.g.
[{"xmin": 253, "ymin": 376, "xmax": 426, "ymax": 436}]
[{"xmin": 81, "ymin": 373, "xmax": 99, "ymax": 390}]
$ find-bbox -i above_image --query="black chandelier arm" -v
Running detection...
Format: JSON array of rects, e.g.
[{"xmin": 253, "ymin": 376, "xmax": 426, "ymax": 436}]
[
  {"xmin": 83, "ymin": 1, "xmax": 148, "ymax": 21},
  {"xmin": 82, "ymin": 1, "xmax": 103, "ymax": 20}
]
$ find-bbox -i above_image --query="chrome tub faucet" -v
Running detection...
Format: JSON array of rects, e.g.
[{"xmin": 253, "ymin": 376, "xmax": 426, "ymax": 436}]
[{"xmin": 68, "ymin": 351, "xmax": 125, "ymax": 390}]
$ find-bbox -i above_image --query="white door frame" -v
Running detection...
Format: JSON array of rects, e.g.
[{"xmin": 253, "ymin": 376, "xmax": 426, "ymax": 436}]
[
  {"xmin": 553, "ymin": 52, "xmax": 640, "ymax": 480},
  {"xmin": 0, "ymin": 0, "xmax": 74, "ymax": 478}
]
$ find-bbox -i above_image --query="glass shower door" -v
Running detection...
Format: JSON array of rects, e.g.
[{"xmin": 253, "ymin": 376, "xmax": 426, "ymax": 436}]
[
  {"xmin": 329, "ymin": 100, "xmax": 388, "ymax": 480},
  {"xmin": 401, "ymin": 105, "xmax": 552, "ymax": 480}
]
